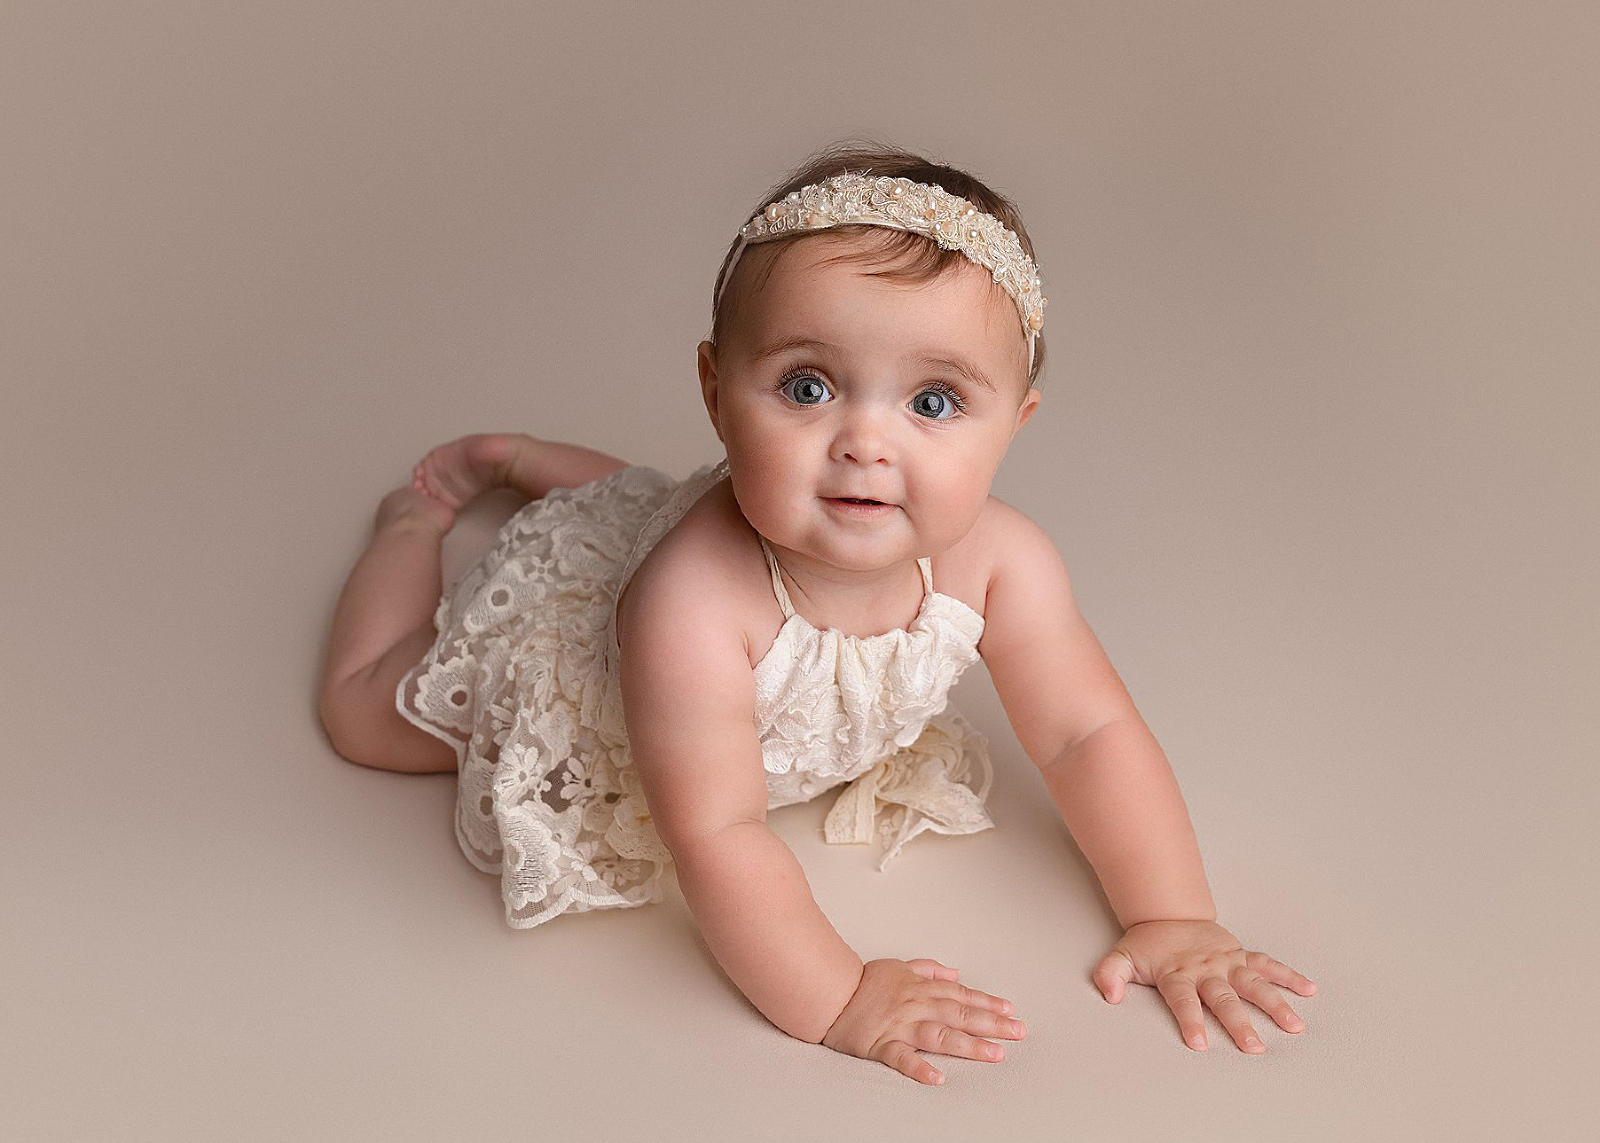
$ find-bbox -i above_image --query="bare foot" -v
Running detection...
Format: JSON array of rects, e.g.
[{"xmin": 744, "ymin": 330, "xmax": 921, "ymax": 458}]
[
  {"xmin": 412, "ymin": 433, "xmax": 521, "ymax": 511},
  {"xmin": 376, "ymin": 485, "xmax": 457, "ymax": 537}
]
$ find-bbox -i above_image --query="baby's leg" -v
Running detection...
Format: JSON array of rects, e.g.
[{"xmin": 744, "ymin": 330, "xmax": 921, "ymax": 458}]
[
  {"xmin": 318, "ymin": 488, "xmax": 458, "ymax": 773},
  {"xmin": 319, "ymin": 437, "xmax": 631, "ymax": 773},
  {"xmin": 415, "ymin": 433, "xmax": 629, "ymax": 508}
]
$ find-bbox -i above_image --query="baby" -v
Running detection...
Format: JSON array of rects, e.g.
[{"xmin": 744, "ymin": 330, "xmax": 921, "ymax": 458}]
[{"xmin": 319, "ymin": 142, "xmax": 1316, "ymax": 1085}]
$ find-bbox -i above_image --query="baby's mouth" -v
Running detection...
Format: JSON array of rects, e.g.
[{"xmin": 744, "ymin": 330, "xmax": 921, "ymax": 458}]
[{"xmin": 824, "ymin": 496, "xmax": 896, "ymax": 511}]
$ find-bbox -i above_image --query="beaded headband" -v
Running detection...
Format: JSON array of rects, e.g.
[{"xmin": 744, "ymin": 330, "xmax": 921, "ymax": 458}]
[{"xmin": 716, "ymin": 172, "xmax": 1047, "ymax": 375}]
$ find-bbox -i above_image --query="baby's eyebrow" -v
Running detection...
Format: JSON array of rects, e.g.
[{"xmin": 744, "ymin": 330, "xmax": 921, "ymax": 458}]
[
  {"xmin": 751, "ymin": 335, "xmax": 832, "ymax": 362},
  {"xmin": 914, "ymin": 354, "xmax": 998, "ymax": 395}
]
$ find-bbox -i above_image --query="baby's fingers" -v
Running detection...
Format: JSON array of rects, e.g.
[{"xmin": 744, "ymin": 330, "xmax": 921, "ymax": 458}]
[
  {"xmin": 1252, "ymin": 952, "xmax": 1318, "ymax": 996},
  {"xmin": 947, "ymin": 982, "xmax": 1018, "ymax": 1018},
  {"xmin": 1197, "ymin": 975, "xmax": 1266, "ymax": 1053},
  {"xmin": 905, "ymin": 959, "xmax": 959, "ymax": 982},
  {"xmin": 881, "ymin": 1039, "xmax": 945, "ymax": 1086},
  {"xmin": 930, "ymin": 997, "xmax": 1028, "ymax": 1042},
  {"xmin": 910, "ymin": 1021, "xmax": 1010, "ymax": 1064},
  {"xmin": 1236, "ymin": 971, "xmax": 1307, "ymax": 1034},
  {"xmin": 1156, "ymin": 973, "xmax": 1210, "ymax": 1050}
]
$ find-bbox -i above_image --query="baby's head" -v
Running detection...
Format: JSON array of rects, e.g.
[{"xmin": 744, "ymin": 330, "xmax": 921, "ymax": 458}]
[
  {"xmin": 708, "ymin": 142, "xmax": 1048, "ymax": 394},
  {"xmin": 698, "ymin": 142, "xmax": 1048, "ymax": 568}
]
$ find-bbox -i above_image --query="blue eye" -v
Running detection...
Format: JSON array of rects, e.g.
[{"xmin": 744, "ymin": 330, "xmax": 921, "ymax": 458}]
[
  {"xmin": 912, "ymin": 385, "xmax": 965, "ymax": 420},
  {"xmin": 781, "ymin": 373, "xmax": 831, "ymax": 406}
]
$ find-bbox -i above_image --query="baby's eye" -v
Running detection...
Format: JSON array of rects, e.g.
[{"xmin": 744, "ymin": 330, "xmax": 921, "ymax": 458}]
[
  {"xmin": 911, "ymin": 385, "xmax": 965, "ymax": 420},
  {"xmin": 781, "ymin": 372, "xmax": 832, "ymax": 406}
]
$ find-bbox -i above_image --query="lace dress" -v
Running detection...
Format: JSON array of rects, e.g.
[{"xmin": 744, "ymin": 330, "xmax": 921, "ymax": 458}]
[{"xmin": 397, "ymin": 458, "xmax": 996, "ymax": 929}]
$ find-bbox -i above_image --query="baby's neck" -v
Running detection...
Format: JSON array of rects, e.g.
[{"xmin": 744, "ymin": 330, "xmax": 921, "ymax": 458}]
[{"xmin": 764, "ymin": 542, "xmax": 927, "ymax": 636}]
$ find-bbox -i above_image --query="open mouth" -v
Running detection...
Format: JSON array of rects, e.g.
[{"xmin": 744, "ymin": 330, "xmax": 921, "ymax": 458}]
[{"xmin": 825, "ymin": 496, "xmax": 895, "ymax": 512}]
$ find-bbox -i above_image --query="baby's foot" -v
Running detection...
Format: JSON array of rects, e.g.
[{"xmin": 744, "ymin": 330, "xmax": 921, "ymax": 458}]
[
  {"xmin": 375, "ymin": 485, "xmax": 457, "ymax": 537},
  {"xmin": 412, "ymin": 433, "xmax": 519, "ymax": 510}
]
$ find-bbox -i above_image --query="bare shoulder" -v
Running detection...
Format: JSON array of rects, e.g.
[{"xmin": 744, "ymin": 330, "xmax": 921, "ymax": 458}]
[
  {"xmin": 969, "ymin": 493, "xmax": 1080, "ymax": 649},
  {"xmin": 984, "ymin": 495, "xmax": 1069, "ymax": 586},
  {"xmin": 615, "ymin": 476, "xmax": 771, "ymax": 669},
  {"xmin": 932, "ymin": 493, "xmax": 1068, "ymax": 618},
  {"xmin": 970, "ymin": 495, "xmax": 1142, "ymax": 768}
]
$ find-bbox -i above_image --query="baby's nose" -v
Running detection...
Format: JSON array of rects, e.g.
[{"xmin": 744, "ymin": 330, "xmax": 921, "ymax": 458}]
[{"xmin": 832, "ymin": 407, "xmax": 896, "ymax": 465}]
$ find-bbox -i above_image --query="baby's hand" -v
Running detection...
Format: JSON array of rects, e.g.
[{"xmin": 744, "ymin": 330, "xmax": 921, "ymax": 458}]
[
  {"xmin": 1093, "ymin": 920, "xmax": 1317, "ymax": 1053},
  {"xmin": 820, "ymin": 958, "xmax": 1026, "ymax": 1086}
]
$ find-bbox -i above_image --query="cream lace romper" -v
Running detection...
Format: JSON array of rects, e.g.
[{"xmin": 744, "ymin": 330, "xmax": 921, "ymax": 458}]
[{"xmin": 397, "ymin": 458, "xmax": 996, "ymax": 929}]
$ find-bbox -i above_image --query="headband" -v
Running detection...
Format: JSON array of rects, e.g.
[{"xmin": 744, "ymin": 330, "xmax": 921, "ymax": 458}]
[{"xmin": 716, "ymin": 173, "xmax": 1047, "ymax": 375}]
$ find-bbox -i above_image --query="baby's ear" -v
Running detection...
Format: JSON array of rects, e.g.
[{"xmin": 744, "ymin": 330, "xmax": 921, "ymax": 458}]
[
  {"xmin": 697, "ymin": 340, "xmax": 724, "ymax": 441},
  {"xmin": 1013, "ymin": 387, "xmax": 1042, "ymax": 434}
]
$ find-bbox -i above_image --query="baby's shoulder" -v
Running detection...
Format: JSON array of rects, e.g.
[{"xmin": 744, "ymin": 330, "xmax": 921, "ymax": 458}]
[
  {"xmin": 932, "ymin": 494, "xmax": 1058, "ymax": 618},
  {"xmin": 614, "ymin": 476, "xmax": 769, "ymax": 667}
]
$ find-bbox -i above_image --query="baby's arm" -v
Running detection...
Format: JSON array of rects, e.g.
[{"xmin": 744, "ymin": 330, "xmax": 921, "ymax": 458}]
[
  {"xmin": 618, "ymin": 557, "xmax": 859, "ymax": 1037},
  {"xmin": 618, "ymin": 549, "xmax": 1023, "ymax": 1082},
  {"xmin": 980, "ymin": 508, "xmax": 1214, "ymax": 927},
  {"xmin": 976, "ymin": 501, "xmax": 1316, "ymax": 1051}
]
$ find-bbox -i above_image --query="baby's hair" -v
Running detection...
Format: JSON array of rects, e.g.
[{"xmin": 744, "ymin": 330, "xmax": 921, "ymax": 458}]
[{"xmin": 710, "ymin": 140, "xmax": 1047, "ymax": 389}]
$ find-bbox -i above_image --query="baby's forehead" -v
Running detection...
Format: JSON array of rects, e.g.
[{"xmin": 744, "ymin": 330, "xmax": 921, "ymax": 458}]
[
  {"xmin": 722, "ymin": 233, "xmax": 1029, "ymax": 384},
  {"xmin": 730, "ymin": 231, "xmax": 1015, "ymax": 321}
]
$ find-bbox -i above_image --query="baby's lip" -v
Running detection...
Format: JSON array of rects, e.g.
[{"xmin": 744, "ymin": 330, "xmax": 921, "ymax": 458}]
[{"xmin": 824, "ymin": 494, "xmax": 896, "ymax": 505}]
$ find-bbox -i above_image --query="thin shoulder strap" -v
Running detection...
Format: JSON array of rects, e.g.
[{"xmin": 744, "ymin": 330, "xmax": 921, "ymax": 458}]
[
  {"xmin": 761, "ymin": 535, "xmax": 936, "ymax": 621},
  {"xmin": 758, "ymin": 536, "xmax": 797, "ymax": 620}
]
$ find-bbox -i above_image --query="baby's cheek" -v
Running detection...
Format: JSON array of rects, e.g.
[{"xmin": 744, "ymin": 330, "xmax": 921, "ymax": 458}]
[{"xmin": 726, "ymin": 476, "xmax": 800, "ymax": 544}]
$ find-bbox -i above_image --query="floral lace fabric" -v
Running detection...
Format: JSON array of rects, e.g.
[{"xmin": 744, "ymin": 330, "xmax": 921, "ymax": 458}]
[{"xmin": 397, "ymin": 458, "xmax": 995, "ymax": 929}]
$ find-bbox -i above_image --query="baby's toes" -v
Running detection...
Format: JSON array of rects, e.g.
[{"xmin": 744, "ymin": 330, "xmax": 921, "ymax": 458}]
[
  {"xmin": 425, "ymin": 446, "xmax": 486, "ymax": 507},
  {"xmin": 415, "ymin": 456, "xmax": 460, "ymax": 507}
]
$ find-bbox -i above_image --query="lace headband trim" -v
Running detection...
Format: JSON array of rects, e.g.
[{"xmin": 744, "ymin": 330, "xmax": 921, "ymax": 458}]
[{"xmin": 716, "ymin": 173, "xmax": 1046, "ymax": 373}]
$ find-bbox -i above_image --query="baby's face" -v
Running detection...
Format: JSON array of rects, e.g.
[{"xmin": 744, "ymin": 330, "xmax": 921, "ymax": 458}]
[{"xmin": 699, "ymin": 232, "xmax": 1041, "ymax": 577}]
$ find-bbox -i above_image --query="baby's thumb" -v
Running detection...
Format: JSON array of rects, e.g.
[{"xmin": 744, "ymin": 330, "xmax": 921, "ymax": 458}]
[{"xmin": 1093, "ymin": 950, "xmax": 1134, "ymax": 1004}]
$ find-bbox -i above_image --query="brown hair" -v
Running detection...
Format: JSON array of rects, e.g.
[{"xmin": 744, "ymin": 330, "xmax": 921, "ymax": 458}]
[{"xmin": 710, "ymin": 140, "xmax": 1047, "ymax": 390}]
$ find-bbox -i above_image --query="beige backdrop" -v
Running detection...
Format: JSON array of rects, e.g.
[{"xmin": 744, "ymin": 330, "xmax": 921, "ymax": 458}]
[{"xmin": 4, "ymin": 2, "xmax": 1595, "ymax": 1140}]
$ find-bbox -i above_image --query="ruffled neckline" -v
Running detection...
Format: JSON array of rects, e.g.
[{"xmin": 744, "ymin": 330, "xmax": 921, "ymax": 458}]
[
  {"xmin": 753, "ymin": 590, "xmax": 985, "ymax": 678},
  {"xmin": 774, "ymin": 589, "xmax": 983, "ymax": 643}
]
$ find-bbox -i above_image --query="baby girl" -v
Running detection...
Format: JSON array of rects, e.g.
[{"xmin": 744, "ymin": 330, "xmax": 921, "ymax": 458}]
[{"xmin": 318, "ymin": 141, "xmax": 1316, "ymax": 1085}]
